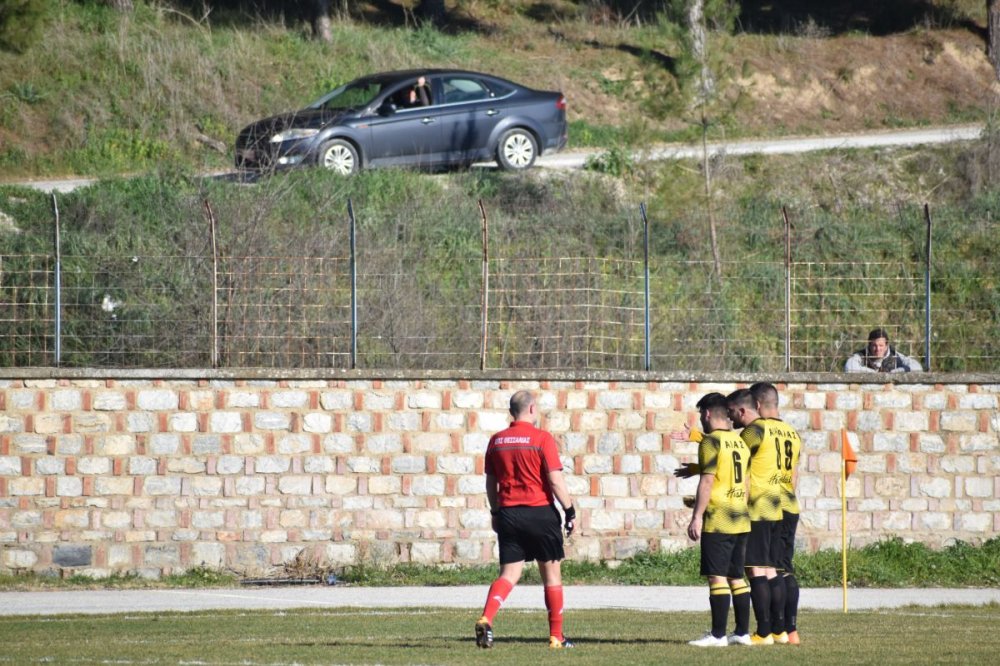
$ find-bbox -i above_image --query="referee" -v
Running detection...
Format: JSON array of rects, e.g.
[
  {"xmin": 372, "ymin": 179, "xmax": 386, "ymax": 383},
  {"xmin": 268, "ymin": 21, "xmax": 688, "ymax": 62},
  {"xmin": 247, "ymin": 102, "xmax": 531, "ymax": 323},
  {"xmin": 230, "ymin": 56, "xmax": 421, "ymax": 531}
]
[{"xmin": 475, "ymin": 390, "xmax": 576, "ymax": 650}]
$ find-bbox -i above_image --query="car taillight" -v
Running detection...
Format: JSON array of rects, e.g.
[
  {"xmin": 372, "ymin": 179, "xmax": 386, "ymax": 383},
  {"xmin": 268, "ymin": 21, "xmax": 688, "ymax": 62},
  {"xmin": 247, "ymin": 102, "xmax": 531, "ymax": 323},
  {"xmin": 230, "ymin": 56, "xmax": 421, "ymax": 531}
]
[{"xmin": 556, "ymin": 95, "xmax": 566, "ymax": 111}]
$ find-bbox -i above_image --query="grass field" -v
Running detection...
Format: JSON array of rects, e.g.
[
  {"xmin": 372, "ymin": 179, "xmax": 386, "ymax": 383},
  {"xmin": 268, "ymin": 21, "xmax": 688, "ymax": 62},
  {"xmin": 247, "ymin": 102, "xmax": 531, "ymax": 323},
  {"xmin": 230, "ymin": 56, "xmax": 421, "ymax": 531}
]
[{"xmin": 2, "ymin": 604, "xmax": 997, "ymax": 665}]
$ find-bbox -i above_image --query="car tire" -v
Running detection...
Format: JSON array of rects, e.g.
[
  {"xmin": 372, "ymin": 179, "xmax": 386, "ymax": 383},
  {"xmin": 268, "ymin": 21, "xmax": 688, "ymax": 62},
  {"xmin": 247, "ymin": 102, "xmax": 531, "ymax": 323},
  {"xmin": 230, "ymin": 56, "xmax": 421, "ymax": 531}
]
[
  {"xmin": 319, "ymin": 139, "xmax": 359, "ymax": 175},
  {"xmin": 496, "ymin": 129, "xmax": 537, "ymax": 170}
]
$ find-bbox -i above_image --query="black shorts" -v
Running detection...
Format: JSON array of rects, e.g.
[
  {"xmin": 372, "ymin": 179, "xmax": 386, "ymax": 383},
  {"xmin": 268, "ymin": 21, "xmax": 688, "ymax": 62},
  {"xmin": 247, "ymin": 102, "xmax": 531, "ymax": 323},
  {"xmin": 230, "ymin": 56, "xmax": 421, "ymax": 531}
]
[
  {"xmin": 700, "ymin": 531, "xmax": 748, "ymax": 578},
  {"xmin": 777, "ymin": 512, "xmax": 799, "ymax": 573},
  {"xmin": 496, "ymin": 505, "xmax": 565, "ymax": 565},
  {"xmin": 745, "ymin": 519, "xmax": 782, "ymax": 569}
]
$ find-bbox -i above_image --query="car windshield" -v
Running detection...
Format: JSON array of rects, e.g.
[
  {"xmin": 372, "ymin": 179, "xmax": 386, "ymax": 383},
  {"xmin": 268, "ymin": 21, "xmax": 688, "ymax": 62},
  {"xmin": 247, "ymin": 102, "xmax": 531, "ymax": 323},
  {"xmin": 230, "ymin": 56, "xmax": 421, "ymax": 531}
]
[{"xmin": 309, "ymin": 80, "xmax": 384, "ymax": 111}]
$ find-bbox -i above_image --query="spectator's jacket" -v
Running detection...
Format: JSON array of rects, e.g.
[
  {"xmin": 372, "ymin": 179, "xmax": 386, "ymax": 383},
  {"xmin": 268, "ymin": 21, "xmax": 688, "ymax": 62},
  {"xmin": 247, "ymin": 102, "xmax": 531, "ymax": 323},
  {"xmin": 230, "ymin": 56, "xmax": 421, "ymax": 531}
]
[{"xmin": 844, "ymin": 347, "xmax": 923, "ymax": 373}]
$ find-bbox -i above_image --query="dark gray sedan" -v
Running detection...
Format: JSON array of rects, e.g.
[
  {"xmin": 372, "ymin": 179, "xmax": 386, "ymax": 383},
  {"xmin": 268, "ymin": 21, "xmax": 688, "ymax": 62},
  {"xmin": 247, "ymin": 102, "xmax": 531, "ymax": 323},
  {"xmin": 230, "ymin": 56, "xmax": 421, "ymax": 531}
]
[{"xmin": 235, "ymin": 69, "xmax": 568, "ymax": 174}]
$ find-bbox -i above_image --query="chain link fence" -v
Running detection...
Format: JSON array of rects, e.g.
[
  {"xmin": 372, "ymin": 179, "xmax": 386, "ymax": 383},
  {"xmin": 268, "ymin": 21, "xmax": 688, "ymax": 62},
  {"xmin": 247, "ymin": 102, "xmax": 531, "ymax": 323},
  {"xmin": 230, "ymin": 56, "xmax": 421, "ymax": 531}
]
[{"xmin": 2, "ymin": 197, "xmax": 997, "ymax": 371}]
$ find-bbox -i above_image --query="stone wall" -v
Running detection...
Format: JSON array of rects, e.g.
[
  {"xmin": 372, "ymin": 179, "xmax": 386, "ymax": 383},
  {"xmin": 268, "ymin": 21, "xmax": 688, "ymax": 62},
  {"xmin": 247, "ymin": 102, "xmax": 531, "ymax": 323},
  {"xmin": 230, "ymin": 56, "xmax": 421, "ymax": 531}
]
[{"xmin": 1, "ymin": 370, "xmax": 998, "ymax": 578}]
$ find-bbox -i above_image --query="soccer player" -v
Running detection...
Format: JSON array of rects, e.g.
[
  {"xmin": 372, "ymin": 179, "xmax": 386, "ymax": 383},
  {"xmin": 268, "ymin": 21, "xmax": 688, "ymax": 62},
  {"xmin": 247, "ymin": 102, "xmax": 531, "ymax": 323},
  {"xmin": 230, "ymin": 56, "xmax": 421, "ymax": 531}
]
[
  {"xmin": 750, "ymin": 381, "xmax": 803, "ymax": 645},
  {"xmin": 475, "ymin": 390, "xmax": 576, "ymax": 650},
  {"xmin": 686, "ymin": 392, "xmax": 753, "ymax": 647},
  {"xmin": 727, "ymin": 388, "xmax": 784, "ymax": 645}
]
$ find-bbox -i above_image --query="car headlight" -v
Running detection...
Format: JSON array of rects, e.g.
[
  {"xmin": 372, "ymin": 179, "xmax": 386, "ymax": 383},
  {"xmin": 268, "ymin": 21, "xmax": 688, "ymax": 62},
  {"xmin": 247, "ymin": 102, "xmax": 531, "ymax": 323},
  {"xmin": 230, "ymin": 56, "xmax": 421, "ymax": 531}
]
[{"xmin": 270, "ymin": 128, "xmax": 320, "ymax": 143}]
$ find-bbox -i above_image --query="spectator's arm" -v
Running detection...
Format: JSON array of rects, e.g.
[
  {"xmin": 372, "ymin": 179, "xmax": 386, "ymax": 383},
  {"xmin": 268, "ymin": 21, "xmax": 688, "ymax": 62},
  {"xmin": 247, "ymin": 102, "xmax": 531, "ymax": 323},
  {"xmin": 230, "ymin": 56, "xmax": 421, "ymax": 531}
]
[{"xmin": 844, "ymin": 354, "xmax": 875, "ymax": 372}]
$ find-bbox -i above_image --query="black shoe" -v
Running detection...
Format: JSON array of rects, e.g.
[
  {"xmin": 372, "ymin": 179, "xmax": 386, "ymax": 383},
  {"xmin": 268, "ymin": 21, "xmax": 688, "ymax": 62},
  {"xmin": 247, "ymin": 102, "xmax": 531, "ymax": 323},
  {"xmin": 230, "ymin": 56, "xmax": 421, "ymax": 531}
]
[{"xmin": 475, "ymin": 617, "xmax": 493, "ymax": 649}]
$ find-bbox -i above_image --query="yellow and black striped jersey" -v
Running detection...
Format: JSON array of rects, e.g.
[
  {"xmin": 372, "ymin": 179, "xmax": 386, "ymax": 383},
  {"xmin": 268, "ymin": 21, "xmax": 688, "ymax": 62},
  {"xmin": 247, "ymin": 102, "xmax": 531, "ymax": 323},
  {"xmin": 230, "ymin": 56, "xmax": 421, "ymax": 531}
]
[
  {"xmin": 758, "ymin": 417, "xmax": 802, "ymax": 515},
  {"xmin": 698, "ymin": 429, "xmax": 751, "ymax": 534},
  {"xmin": 740, "ymin": 418, "xmax": 798, "ymax": 521}
]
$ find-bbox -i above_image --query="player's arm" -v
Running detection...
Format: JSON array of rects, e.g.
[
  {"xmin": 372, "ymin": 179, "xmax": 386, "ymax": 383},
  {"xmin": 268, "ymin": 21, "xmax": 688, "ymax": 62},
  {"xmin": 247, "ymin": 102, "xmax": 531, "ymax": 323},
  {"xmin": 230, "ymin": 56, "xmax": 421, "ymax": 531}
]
[
  {"xmin": 547, "ymin": 469, "xmax": 576, "ymax": 535},
  {"xmin": 687, "ymin": 473, "xmax": 714, "ymax": 542},
  {"xmin": 672, "ymin": 424, "xmax": 704, "ymax": 478},
  {"xmin": 485, "ymin": 472, "xmax": 500, "ymax": 531}
]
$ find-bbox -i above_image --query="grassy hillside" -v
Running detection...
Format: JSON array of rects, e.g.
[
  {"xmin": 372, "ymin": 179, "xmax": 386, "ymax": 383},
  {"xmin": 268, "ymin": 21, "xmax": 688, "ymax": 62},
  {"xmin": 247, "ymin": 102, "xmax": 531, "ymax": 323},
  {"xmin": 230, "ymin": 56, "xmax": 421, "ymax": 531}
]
[
  {"xmin": 0, "ymin": 0, "xmax": 997, "ymax": 179},
  {"xmin": 2, "ymin": 1, "xmax": 1000, "ymax": 372}
]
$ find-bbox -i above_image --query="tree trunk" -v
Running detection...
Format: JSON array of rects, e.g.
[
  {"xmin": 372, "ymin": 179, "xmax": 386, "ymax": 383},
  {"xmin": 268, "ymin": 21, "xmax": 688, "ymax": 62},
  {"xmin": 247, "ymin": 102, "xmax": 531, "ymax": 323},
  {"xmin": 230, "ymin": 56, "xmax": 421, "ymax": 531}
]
[
  {"xmin": 989, "ymin": 0, "xmax": 1000, "ymax": 81},
  {"xmin": 417, "ymin": 0, "xmax": 447, "ymax": 25},
  {"xmin": 106, "ymin": 0, "xmax": 134, "ymax": 10},
  {"xmin": 688, "ymin": 0, "xmax": 722, "ymax": 278},
  {"xmin": 687, "ymin": 0, "xmax": 714, "ymax": 106},
  {"xmin": 312, "ymin": 0, "xmax": 333, "ymax": 43}
]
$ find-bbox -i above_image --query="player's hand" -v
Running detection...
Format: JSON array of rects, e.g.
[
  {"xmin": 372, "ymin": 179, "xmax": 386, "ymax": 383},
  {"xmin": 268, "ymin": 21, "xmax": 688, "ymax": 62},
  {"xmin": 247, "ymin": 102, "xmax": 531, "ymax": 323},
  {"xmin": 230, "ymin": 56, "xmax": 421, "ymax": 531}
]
[
  {"xmin": 669, "ymin": 424, "xmax": 693, "ymax": 441},
  {"xmin": 563, "ymin": 505, "xmax": 576, "ymax": 537},
  {"xmin": 674, "ymin": 462, "xmax": 700, "ymax": 479},
  {"xmin": 687, "ymin": 516, "xmax": 702, "ymax": 542}
]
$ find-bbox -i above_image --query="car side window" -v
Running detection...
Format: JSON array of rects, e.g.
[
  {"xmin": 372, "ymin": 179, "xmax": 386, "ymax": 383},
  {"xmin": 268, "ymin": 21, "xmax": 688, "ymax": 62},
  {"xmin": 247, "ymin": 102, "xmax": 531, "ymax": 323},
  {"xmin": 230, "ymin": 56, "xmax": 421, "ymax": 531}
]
[{"xmin": 441, "ymin": 77, "xmax": 491, "ymax": 104}]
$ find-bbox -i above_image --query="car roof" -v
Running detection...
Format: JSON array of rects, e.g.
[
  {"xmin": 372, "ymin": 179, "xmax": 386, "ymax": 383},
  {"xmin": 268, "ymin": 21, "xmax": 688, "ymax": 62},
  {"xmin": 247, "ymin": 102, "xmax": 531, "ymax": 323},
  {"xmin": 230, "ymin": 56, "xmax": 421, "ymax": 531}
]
[{"xmin": 356, "ymin": 69, "xmax": 519, "ymax": 86}]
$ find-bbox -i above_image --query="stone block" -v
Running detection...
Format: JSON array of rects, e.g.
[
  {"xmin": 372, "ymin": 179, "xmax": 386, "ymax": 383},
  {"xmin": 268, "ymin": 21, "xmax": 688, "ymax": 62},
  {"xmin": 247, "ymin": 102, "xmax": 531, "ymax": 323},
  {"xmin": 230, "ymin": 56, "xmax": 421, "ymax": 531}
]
[
  {"xmin": 56, "ymin": 477, "xmax": 83, "ymax": 497},
  {"xmin": 193, "ymin": 435, "xmax": 223, "ymax": 455},
  {"xmin": 272, "ymin": 390, "xmax": 308, "ymax": 408},
  {"xmin": 96, "ymin": 435, "xmax": 135, "ymax": 456},
  {"xmin": 3, "ymin": 549, "xmax": 38, "ymax": 568},
  {"xmin": 53, "ymin": 545, "xmax": 92, "ymax": 567},
  {"xmin": 255, "ymin": 412, "xmax": 290, "ymax": 431},
  {"xmin": 95, "ymin": 477, "xmax": 133, "ymax": 496},
  {"xmin": 323, "ymin": 434, "xmax": 356, "ymax": 454},
  {"xmin": 392, "ymin": 456, "xmax": 426, "ymax": 474},
  {"xmin": 436, "ymin": 456, "xmax": 473, "ymax": 475},
  {"xmin": 346, "ymin": 412, "xmax": 372, "ymax": 432},
  {"xmin": 136, "ymin": 390, "xmax": 178, "ymax": 411},
  {"xmin": 346, "ymin": 457, "xmax": 379, "ymax": 473},
  {"xmin": 144, "ymin": 477, "xmax": 182, "ymax": 496},
  {"xmin": 411, "ymin": 476, "xmax": 445, "ymax": 496}
]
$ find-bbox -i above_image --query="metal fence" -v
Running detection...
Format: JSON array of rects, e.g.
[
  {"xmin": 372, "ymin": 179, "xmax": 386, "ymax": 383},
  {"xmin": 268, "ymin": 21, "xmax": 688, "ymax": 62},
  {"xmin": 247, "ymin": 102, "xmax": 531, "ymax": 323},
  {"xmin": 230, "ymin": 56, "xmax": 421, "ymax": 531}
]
[{"xmin": 2, "ymin": 199, "xmax": 997, "ymax": 371}]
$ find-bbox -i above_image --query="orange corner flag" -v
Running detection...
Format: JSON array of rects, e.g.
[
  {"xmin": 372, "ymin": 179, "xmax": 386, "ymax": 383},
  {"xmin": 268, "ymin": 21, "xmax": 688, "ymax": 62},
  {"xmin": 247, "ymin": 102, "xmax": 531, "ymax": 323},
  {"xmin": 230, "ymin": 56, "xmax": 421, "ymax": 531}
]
[{"xmin": 841, "ymin": 429, "xmax": 858, "ymax": 479}]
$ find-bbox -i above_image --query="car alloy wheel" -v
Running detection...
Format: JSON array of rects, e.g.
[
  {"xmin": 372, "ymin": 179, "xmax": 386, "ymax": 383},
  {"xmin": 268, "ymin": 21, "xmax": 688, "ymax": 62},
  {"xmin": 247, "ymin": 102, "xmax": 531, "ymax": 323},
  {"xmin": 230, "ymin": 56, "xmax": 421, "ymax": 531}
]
[
  {"xmin": 497, "ymin": 129, "xmax": 537, "ymax": 170},
  {"xmin": 320, "ymin": 139, "xmax": 359, "ymax": 175}
]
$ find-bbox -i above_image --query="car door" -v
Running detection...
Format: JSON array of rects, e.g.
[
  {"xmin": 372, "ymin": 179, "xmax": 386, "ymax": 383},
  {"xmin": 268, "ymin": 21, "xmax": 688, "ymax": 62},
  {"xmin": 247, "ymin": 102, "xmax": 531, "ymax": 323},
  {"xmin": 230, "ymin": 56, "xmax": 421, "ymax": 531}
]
[
  {"xmin": 364, "ymin": 80, "xmax": 445, "ymax": 166},
  {"xmin": 432, "ymin": 75, "xmax": 505, "ymax": 163}
]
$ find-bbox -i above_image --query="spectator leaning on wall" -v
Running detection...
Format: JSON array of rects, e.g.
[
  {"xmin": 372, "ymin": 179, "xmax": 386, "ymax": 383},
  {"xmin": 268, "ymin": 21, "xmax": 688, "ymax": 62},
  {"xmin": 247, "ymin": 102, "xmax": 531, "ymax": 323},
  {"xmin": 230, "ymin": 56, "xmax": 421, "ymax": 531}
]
[{"xmin": 844, "ymin": 328, "xmax": 923, "ymax": 373}]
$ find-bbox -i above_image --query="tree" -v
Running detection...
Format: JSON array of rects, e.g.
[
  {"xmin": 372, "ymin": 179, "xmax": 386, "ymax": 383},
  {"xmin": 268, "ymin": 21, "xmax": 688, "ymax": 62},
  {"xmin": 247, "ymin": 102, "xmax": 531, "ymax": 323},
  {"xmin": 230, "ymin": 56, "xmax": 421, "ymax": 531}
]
[
  {"xmin": 310, "ymin": 0, "xmax": 332, "ymax": 42},
  {"xmin": 417, "ymin": 0, "xmax": 445, "ymax": 25},
  {"xmin": 665, "ymin": 0, "xmax": 741, "ymax": 279},
  {"xmin": 989, "ymin": 0, "xmax": 1000, "ymax": 81}
]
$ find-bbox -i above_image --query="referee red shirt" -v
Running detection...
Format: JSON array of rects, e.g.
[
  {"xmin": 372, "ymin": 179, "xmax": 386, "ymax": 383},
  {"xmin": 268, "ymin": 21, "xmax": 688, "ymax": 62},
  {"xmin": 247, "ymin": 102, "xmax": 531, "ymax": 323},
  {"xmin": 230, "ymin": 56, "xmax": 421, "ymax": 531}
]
[{"xmin": 485, "ymin": 421, "xmax": 563, "ymax": 507}]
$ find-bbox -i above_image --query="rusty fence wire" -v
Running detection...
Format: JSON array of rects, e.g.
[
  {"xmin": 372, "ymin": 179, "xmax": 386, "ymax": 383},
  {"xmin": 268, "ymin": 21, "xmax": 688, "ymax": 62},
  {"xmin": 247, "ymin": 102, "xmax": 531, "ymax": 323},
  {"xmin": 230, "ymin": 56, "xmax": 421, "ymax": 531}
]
[{"xmin": 2, "ymin": 201, "xmax": 998, "ymax": 372}]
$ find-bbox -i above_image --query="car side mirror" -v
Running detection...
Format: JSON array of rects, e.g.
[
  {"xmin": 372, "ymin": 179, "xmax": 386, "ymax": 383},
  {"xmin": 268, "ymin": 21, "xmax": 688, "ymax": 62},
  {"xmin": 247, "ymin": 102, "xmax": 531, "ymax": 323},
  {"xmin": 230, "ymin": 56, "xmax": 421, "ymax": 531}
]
[{"xmin": 378, "ymin": 102, "xmax": 397, "ymax": 116}]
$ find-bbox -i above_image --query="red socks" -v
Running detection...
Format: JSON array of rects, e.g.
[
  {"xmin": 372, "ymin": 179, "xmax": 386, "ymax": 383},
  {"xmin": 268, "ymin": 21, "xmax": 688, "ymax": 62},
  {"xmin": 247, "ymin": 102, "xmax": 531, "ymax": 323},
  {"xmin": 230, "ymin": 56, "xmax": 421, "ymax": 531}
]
[
  {"xmin": 544, "ymin": 585, "xmax": 564, "ymax": 640},
  {"xmin": 482, "ymin": 577, "xmax": 514, "ymax": 624}
]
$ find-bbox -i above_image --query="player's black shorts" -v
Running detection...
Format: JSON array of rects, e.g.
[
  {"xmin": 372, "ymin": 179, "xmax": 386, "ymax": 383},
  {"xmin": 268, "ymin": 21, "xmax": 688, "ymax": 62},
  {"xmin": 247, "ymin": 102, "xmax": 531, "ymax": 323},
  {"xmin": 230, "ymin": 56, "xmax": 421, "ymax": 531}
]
[
  {"xmin": 777, "ymin": 512, "xmax": 799, "ymax": 573},
  {"xmin": 744, "ymin": 519, "xmax": 782, "ymax": 569},
  {"xmin": 700, "ymin": 531, "xmax": 748, "ymax": 578},
  {"xmin": 496, "ymin": 505, "xmax": 565, "ymax": 565}
]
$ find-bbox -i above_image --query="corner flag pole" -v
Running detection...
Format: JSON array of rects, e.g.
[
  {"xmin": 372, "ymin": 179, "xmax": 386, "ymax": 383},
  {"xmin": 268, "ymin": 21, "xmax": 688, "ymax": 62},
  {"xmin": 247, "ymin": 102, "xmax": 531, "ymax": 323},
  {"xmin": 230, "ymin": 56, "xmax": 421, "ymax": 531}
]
[
  {"xmin": 841, "ymin": 440, "xmax": 848, "ymax": 612},
  {"xmin": 841, "ymin": 429, "xmax": 858, "ymax": 613}
]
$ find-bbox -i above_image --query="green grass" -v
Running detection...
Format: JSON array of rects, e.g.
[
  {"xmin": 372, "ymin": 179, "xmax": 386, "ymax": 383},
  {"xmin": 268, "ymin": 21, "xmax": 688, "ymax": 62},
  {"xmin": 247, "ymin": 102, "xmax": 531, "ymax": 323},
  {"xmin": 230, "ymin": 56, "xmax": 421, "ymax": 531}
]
[
  {"xmin": 1, "ymin": 605, "xmax": 997, "ymax": 664},
  {"xmin": 2, "ymin": 538, "xmax": 998, "ymax": 590}
]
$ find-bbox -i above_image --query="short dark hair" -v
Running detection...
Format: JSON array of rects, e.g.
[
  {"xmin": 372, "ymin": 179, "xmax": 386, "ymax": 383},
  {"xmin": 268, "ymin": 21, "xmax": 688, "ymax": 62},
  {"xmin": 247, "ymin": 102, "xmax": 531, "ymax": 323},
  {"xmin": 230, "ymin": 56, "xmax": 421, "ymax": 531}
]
[
  {"xmin": 749, "ymin": 382, "xmax": 778, "ymax": 407},
  {"xmin": 726, "ymin": 388, "xmax": 755, "ymax": 411},
  {"xmin": 868, "ymin": 328, "xmax": 890, "ymax": 342},
  {"xmin": 696, "ymin": 392, "xmax": 729, "ymax": 418}
]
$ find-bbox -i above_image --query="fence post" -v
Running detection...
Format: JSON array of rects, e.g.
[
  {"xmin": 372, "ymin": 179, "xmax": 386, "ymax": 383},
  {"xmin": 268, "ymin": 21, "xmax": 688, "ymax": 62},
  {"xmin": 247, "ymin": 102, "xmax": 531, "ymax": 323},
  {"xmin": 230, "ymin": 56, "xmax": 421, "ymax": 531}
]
[
  {"xmin": 640, "ymin": 202, "xmax": 651, "ymax": 371},
  {"xmin": 479, "ymin": 200, "xmax": 489, "ymax": 371},
  {"xmin": 783, "ymin": 206, "xmax": 791, "ymax": 372},
  {"xmin": 204, "ymin": 200, "xmax": 219, "ymax": 369},
  {"xmin": 52, "ymin": 193, "xmax": 61, "ymax": 366},
  {"xmin": 348, "ymin": 198, "xmax": 358, "ymax": 370},
  {"xmin": 924, "ymin": 203, "xmax": 932, "ymax": 370}
]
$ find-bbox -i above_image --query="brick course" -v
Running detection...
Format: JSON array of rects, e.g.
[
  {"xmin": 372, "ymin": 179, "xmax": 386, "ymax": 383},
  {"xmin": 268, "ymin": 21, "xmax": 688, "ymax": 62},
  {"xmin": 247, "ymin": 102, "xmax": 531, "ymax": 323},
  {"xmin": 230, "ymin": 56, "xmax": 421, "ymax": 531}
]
[{"xmin": 0, "ymin": 372, "xmax": 998, "ymax": 577}]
